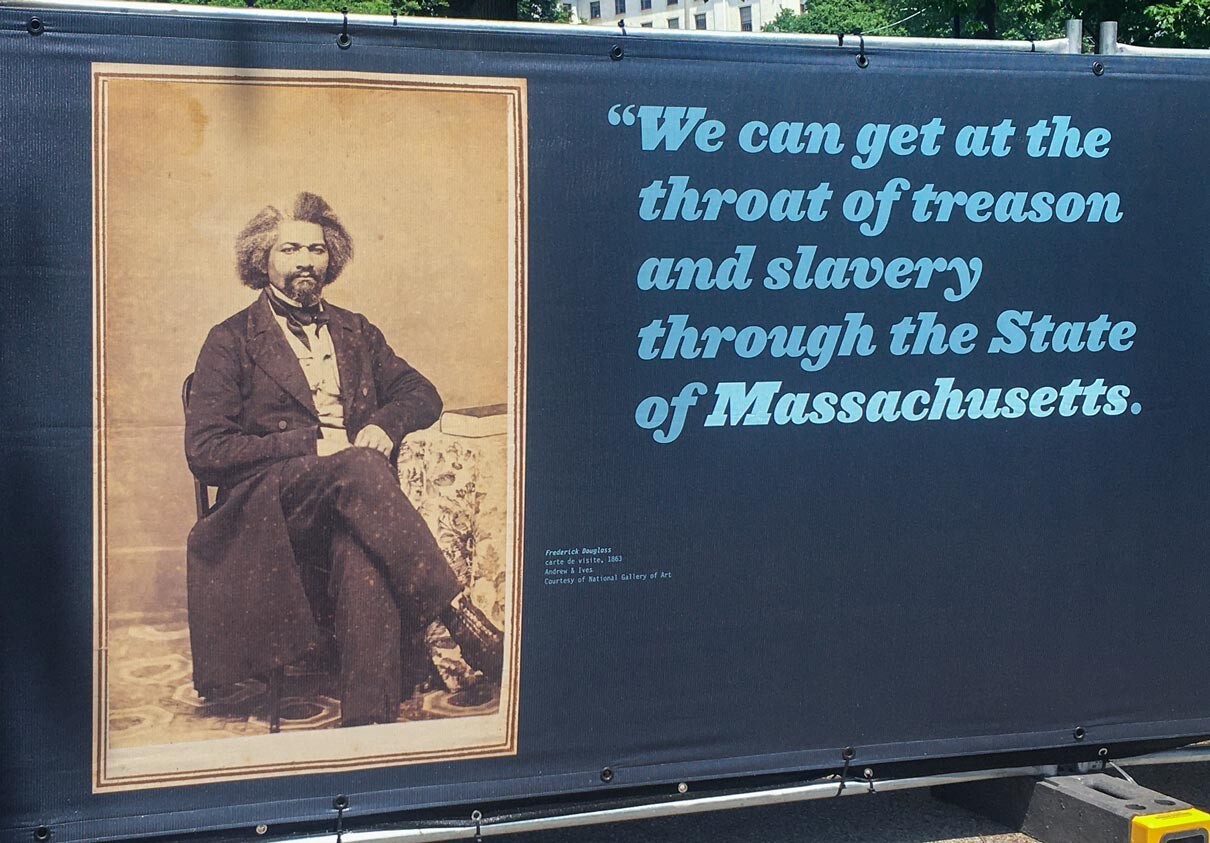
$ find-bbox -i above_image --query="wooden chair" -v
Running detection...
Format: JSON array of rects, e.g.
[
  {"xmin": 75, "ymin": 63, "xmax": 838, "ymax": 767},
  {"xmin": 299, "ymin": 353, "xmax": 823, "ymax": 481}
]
[{"xmin": 182, "ymin": 373, "xmax": 286, "ymax": 733}]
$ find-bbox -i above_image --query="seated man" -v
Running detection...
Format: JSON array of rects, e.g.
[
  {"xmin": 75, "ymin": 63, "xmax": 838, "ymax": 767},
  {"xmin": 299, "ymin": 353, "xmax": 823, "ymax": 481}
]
[{"xmin": 185, "ymin": 191, "xmax": 501, "ymax": 727}]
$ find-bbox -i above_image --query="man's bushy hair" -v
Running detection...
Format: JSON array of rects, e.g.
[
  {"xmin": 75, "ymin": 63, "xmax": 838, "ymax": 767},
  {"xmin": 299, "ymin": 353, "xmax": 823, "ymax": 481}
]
[{"xmin": 235, "ymin": 192, "xmax": 354, "ymax": 289}]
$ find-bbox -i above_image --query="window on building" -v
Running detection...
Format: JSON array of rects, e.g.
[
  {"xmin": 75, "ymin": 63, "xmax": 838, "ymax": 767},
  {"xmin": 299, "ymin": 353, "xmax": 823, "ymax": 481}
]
[
  {"xmin": 641, "ymin": 0, "xmax": 652, "ymax": 9},
  {"xmin": 615, "ymin": 0, "xmax": 626, "ymax": 14},
  {"xmin": 739, "ymin": 5, "xmax": 752, "ymax": 29},
  {"xmin": 589, "ymin": 0, "xmax": 600, "ymax": 16},
  {"xmin": 562, "ymin": 2, "xmax": 573, "ymax": 13},
  {"xmin": 667, "ymin": 0, "xmax": 677, "ymax": 6},
  {"xmin": 641, "ymin": 20, "xmax": 653, "ymax": 25},
  {"xmin": 694, "ymin": 12, "xmax": 706, "ymax": 27},
  {"xmin": 668, "ymin": 15, "xmax": 680, "ymax": 25}
]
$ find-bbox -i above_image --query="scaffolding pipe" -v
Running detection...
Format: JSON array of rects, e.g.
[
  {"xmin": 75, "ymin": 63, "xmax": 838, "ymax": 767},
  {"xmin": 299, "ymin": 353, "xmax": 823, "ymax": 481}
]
[
  {"xmin": 1113, "ymin": 43, "xmax": 1210, "ymax": 57},
  {"xmin": 1065, "ymin": 18, "xmax": 1082, "ymax": 54}
]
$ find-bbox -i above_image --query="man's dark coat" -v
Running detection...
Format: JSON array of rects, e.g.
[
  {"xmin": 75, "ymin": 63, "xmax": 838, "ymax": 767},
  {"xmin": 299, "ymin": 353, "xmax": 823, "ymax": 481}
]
[{"xmin": 184, "ymin": 290, "xmax": 441, "ymax": 692}]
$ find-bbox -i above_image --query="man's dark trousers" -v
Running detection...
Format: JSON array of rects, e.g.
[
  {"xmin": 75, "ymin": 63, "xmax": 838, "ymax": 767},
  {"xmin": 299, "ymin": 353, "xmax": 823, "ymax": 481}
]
[{"xmin": 279, "ymin": 447, "xmax": 461, "ymax": 726}]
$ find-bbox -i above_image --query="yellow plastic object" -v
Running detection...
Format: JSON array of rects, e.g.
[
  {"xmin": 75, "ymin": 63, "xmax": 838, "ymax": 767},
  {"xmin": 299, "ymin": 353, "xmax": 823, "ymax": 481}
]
[{"xmin": 1131, "ymin": 808, "xmax": 1210, "ymax": 843}]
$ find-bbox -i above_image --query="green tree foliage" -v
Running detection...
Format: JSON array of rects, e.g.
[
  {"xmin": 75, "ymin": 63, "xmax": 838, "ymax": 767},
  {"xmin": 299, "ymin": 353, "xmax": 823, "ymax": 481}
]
[
  {"xmin": 765, "ymin": 0, "xmax": 1208, "ymax": 46},
  {"xmin": 765, "ymin": 1, "xmax": 898, "ymax": 35},
  {"xmin": 159, "ymin": 0, "xmax": 575, "ymax": 21},
  {"xmin": 159, "ymin": 0, "xmax": 449, "ymax": 16},
  {"xmin": 1071, "ymin": 0, "xmax": 1209, "ymax": 44},
  {"xmin": 517, "ymin": 0, "xmax": 573, "ymax": 20},
  {"xmin": 888, "ymin": 0, "xmax": 1070, "ymax": 40},
  {"xmin": 765, "ymin": 0, "xmax": 1068, "ymax": 39},
  {"xmin": 1141, "ymin": 0, "xmax": 1210, "ymax": 44}
]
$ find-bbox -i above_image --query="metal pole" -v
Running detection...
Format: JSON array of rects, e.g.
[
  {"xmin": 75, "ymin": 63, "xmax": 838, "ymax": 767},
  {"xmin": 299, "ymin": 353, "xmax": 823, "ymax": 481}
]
[
  {"xmin": 268, "ymin": 745, "xmax": 1210, "ymax": 843},
  {"xmin": 1119, "ymin": 745, "xmax": 1210, "ymax": 766},
  {"xmin": 277, "ymin": 764, "xmax": 1064, "ymax": 843},
  {"xmin": 1065, "ymin": 18, "xmax": 1083, "ymax": 54},
  {"xmin": 1099, "ymin": 20, "xmax": 1119, "ymax": 55},
  {"xmin": 1113, "ymin": 43, "xmax": 1210, "ymax": 57}
]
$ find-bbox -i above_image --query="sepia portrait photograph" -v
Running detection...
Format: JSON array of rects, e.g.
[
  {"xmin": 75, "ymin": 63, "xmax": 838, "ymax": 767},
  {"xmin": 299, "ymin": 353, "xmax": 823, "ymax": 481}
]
[{"xmin": 91, "ymin": 64, "xmax": 526, "ymax": 790}]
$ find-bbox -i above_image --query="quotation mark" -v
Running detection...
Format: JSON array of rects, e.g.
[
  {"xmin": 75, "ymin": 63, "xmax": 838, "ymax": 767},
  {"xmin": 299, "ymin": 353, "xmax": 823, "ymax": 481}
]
[{"xmin": 608, "ymin": 104, "xmax": 638, "ymax": 126}]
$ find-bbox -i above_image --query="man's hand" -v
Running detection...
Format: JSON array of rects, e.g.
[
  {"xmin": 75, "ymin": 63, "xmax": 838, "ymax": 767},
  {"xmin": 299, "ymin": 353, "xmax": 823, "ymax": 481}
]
[
  {"xmin": 317, "ymin": 435, "xmax": 352, "ymax": 457},
  {"xmin": 353, "ymin": 424, "xmax": 394, "ymax": 458}
]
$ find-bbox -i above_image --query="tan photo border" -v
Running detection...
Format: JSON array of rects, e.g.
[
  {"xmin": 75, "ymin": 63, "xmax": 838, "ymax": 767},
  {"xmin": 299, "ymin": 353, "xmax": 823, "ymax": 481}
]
[{"xmin": 91, "ymin": 64, "xmax": 528, "ymax": 792}]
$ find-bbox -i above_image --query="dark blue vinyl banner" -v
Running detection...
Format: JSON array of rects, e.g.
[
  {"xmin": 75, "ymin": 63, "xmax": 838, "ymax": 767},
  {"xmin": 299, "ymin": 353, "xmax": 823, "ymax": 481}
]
[{"xmin": 2, "ymin": 4, "xmax": 1209, "ymax": 840}]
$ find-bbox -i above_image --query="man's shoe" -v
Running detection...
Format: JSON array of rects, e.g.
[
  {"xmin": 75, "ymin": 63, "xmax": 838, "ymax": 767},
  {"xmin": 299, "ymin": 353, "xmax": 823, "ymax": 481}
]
[
  {"xmin": 441, "ymin": 593, "xmax": 504, "ymax": 684},
  {"xmin": 448, "ymin": 676, "xmax": 495, "ymax": 708}
]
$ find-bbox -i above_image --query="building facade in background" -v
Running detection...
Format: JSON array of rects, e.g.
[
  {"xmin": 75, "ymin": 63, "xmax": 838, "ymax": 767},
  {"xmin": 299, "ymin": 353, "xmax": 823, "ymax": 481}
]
[{"xmin": 563, "ymin": 0, "xmax": 798, "ymax": 32}]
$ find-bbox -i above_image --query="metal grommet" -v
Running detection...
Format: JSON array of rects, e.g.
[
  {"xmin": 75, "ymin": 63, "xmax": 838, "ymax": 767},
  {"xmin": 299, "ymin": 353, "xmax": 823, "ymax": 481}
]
[
  {"xmin": 1098, "ymin": 747, "xmax": 1109, "ymax": 758},
  {"xmin": 333, "ymin": 794, "xmax": 349, "ymax": 810},
  {"xmin": 255, "ymin": 824, "xmax": 269, "ymax": 836},
  {"xmin": 33, "ymin": 827, "xmax": 50, "ymax": 842},
  {"xmin": 677, "ymin": 782, "xmax": 689, "ymax": 794},
  {"xmin": 609, "ymin": 44, "xmax": 624, "ymax": 61},
  {"xmin": 600, "ymin": 767, "xmax": 615, "ymax": 782},
  {"xmin": 1073, "ymin": 726, "xmax": 1086, "ymax": 741},
  {"xmin": 27, "ymin": 17, "xmax": 45, "ymax": 35},
  {"xmin": 1091, "ymin": 60, "xmax": 1105, "ymax": 76},
  {"xmin": 842, "ymin": 746, "xmax": 856, "ymax": 760},
  {"xmin": 856, "ymin": 53, "xmax": 869, "ymax": 68},
  {"xmin": 337, "ymin": 6, "xmax": 351, "ymax": 49}
]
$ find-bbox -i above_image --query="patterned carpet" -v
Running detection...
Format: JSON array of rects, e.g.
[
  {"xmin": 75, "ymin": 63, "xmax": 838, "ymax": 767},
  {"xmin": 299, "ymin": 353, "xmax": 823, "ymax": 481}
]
[{"xmin": 108, "ymin": 611, "xmax": 498, "ymax": 749}]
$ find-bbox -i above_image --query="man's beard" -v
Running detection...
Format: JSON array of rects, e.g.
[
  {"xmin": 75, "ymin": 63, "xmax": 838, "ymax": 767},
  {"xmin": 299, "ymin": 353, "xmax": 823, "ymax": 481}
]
[{"xmin": 283, "ymin": 271, "xmax": 325, "ymax": 307}]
